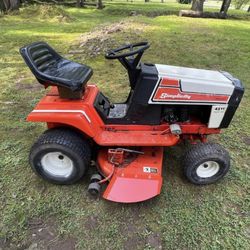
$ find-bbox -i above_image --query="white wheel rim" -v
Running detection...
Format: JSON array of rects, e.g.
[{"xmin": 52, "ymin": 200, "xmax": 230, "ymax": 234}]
[
  {"xmin": 196, "ymin": 161, "xmax": 220, "ymax": 178},
  {"xmin": 41, "ymin": 152, "xmax": 74, "ymax": 178}
]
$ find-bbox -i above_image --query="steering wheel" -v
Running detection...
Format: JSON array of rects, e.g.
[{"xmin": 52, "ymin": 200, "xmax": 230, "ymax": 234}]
[
  {"xmin": 105, "ymin": 42, "xmax": 150, "ymax": 60},
  {"xmin": 105, "ymin": 42, "xmax": 150, "ymax": 89}
]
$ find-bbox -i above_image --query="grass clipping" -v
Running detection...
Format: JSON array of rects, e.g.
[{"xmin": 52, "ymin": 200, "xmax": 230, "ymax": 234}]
[
  {"xmin": 69, "ymin": 20, "xmax": 148, "ymax": 59},
  {"xmin": 20, "ymin": 5, "xmax": 73, "ymax": 22}
]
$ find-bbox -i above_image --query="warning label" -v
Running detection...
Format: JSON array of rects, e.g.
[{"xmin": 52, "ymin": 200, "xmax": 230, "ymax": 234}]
[{"xmin": 143, "ymin": 166, "xmax": 158, "ymax": 173}]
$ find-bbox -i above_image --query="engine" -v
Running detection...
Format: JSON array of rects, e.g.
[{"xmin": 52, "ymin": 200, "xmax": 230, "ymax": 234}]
[{"xmin": 149, "ymin": 64, "xmax": 244, "ymax": 128}]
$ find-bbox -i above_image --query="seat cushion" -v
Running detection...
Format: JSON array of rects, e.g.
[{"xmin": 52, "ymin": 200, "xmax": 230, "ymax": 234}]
[
  {"xmin": 42, "ymin": 58, "xmax": 93, "ymax": 91},
  {"xmin": 20, "ymin": 42, "xmax": 93, "ymax": 91}
]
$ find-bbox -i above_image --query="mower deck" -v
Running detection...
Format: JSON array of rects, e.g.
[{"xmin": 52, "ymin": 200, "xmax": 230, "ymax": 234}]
[{"xmin": 98, "ymin": 147, "xmax": 164, "ymax": 203}]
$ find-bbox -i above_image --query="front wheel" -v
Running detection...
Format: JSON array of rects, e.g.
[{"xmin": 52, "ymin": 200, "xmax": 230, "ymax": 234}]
[
  {"xmin": 29, "ymin": 128, "xmax": 91, "ymax": 184},
  {"xmin": 182, "ymin": 143, "xmax": 230, "ymax": 185}
]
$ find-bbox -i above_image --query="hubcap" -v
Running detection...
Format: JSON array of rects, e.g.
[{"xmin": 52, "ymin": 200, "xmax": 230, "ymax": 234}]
[
  {"xmin": 196, "ymin": 161, "xmax": 220, "ymax": 178},
  {"xmin": 41, "ymin": 152, "xmax": 74, "ymax": 178}
]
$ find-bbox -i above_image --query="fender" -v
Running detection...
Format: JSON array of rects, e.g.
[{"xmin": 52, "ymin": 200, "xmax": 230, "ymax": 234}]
[
  {"xmin": 27, "ymin": 109, "xmax": 98, "ymax": 137},
  {"xmin": 26, "ymin": 85, "xmax": 104, "ymax": 138}
]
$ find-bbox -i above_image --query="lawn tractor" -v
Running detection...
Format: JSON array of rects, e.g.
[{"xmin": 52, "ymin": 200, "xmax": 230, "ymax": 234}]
[{"xmin": 20, "ymin": 41, "xmax": 244, "ymax": 203}]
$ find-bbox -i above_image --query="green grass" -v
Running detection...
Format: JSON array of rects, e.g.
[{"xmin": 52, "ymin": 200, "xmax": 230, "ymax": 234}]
[
  {"xmin": 0, "ymin": 4, "xmax": 250, "ymax": 250},
  {"xmin": 104, "ymin": 2, "xmax": 250, "ymax": 19}
]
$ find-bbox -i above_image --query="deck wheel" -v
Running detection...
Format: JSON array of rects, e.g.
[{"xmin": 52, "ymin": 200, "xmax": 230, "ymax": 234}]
[
  {"xmin": 90, "ymin": 174, "xmax": 102, "ymax": 183},
  {"xmin": 88, "ymin": 182, "xmax": 101, "ymax": 196}
]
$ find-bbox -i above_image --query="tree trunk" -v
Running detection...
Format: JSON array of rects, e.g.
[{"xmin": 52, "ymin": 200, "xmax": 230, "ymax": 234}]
[
  {"xmin": 191, "ymin": 0, "xmax": 205, "ymax": 12},
  {"xmin": 2, "ymin": 0, "xmax": 20, "ymax": 12},
  {"xmin": 179, "ymin": 10, "xmax": 227, "ymax": 18},
  {"xmin": 96, "ymin": 0, "xmax": 103, "ymax": 9},
  {"xmin": 220, "ymin": 0, "xmax": 232, "ymax": 14},
  {"xmin": 10, "ymin": 0, "xmax": 19, "ymax": 10},
  {"xmin": 180, "ymin": 0, "xmax": 229, "ymax": 19},
  {"xmin": 3, "ymin": 0, "xmax": 10, "ymax": 11},
  {"xmin": 145, "ymin": 0, "xmax": 150, "ymax": 2},
  {"xmin": 76, "ymin": 0, "xmax": 84, "ymax": 7},
  {"xmin": 0, "ymin": 1, "xmax": 5, "ymax": 12},
  {"xmin": 248, "ymin": 6, "xmax": 250, "ymax": 12},
  {"xmin": 179, "ymin": 0, "xmax": 204, "ymax": 17}
]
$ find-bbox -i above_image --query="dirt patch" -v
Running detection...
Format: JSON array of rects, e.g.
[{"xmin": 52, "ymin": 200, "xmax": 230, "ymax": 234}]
[
  {"xmin": 242, "ymin": 136, "xmax": 250, "ymax": 145},
  {"xmin": 0, "ymin": 238, "xmax": 10, "ymax": 250},
  {"xmin": 84, "ymin": 215, "xmax": 99, "ymax": 231},
  {"xmin": 69, "ymin": 20, "xmax": 148, "ymax": 59},
  {"xmin": 146, "ymin": 232, "xmax": 162, "ymax": 249},
  {"xmin": 123, "ymin": 234, "xmax": 143, "ymax": 250},
  {"xmin": 24, "ymin": 217, "xmax": 76, "ymax": 250},
  {"xmin": 120, "ymin": 206, "xmax": 145, "ymax": 249},
  {"xmin": 28, "ymin": 218, "xmax": 57, "ymax": 243},
  {"xmin": 47, "ymin": 237, "xmax": 76, "ymax": 250},
  {"xmin": 16, "ymin": 77, "xmax": 42, "ymax": 91}
]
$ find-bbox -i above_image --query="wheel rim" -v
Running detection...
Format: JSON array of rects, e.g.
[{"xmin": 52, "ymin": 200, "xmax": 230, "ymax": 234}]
[
  {"xmin": 41, "ymin": 152, "xmax": 74, "ymax": 178},
  {"xmin": 196, "ymin": 161, "xmax": 220, "ymax": 178}
]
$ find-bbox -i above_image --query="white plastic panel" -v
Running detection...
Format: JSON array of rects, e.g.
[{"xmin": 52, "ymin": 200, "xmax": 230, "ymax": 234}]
[
  {"xmin": 208, "ymin": 105, "xmax": 228, "ymax": 128},
  {"xmin": 155, "ymin": 64, "xmax": 234, "ymax": 95}
]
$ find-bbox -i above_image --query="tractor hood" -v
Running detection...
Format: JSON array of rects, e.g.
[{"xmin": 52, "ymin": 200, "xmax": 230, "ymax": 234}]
[
  {"xmin": 148, "ymin": 64, "xmax": 243, "ymax": 106},
  {"xmin": 155, "ymin": 64, "xmax": 234, "ymax": 96}
]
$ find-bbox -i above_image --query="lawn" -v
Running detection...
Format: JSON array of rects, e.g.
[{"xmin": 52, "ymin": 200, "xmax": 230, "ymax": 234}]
[{"xmin": 0, "ymin": 3, "xmax": 249, "ymax": 250}]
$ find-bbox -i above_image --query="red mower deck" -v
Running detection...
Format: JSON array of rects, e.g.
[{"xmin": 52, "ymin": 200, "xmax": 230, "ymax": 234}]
[{"xmin": 98, "ymin": 147, "xmax": 164, "ymax": 203}]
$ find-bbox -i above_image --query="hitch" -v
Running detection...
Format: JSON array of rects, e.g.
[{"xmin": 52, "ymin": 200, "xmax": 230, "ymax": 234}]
[{"xmin": 108, "ymin": 148, "xmax": 144, "ymax": 166}]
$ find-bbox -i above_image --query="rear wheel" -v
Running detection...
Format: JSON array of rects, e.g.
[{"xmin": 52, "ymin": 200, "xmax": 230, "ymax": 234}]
[
  {"xmin": 182, "ymin": 143, "xmax": 230, "ymax": 185},
  {"xmin": 29, "ymin": 128, "xmax": 91, "ymax": 184}
]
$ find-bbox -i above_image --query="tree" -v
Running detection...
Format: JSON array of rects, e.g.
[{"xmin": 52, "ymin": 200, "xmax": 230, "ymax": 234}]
[
  {"xmin": 76, "ymin": 0, "xmax": 84, "ymax": 8},
  {"xmin": 233, "ymin": 0, "xmax": 250, "ymax": 9},
  {"xmin": 178, "ymin": 0, "xmax": 205, "ymax": 17},
  {"xmin": 189, "ymin": 0, "xmax": 232, "ymax": 14},
  {"xmin": 220, "ymin": 0, "xmax": 232, "ymax": 13},
  {"xmin": 96, "ymin": 0, "xmax": 103, "ymax": 9},
  {"xmin": 179, "ymin": 0, "xmax": 231, "ymax": 18},
  {"xmin": 188, "ymin": 0, "xmax": 232, "ymax": 15},
  {"xmin": 191, "ymin": 0, "xmax": 205, "ymax": 12},
  {"xmin": 0, "ymin": 1, "xmax": 5, "ymax": 12},
  {"xmin": 0, "ymin": 0, "xmax": 20, "ymax": 12}
]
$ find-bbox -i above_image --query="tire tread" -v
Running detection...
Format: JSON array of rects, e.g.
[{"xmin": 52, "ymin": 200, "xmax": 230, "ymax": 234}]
[
  {"xmin": 182, "ymin": 143, "xmax": 230, "ymax": 185},
  {"xmin": 29, "ymin": 127, "xmax": 91, "ymax": 184},
  {"xmin": 31, "ymin": 128, "xmax": 91, "ymax": 164}
]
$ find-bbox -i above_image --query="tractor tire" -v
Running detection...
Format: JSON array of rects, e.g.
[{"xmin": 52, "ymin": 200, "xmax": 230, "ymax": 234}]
[
  {"xmin": 182, "ymin": 143, "xmax": 230, "ymax": 185},
  {"xmin": 29, "ymin": 128, "xmax": 91, "ymax": 185}
]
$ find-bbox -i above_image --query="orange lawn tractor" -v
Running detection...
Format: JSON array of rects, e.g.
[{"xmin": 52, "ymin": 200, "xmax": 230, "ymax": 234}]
[{"xmin": 20, "ymin": 41, "xmax": 244, "ymax": 203}]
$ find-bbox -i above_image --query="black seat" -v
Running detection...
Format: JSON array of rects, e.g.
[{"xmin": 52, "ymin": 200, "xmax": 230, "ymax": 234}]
[{"xmin": 20, "ymin": 42, "xmax": 93, "ymax": 91}]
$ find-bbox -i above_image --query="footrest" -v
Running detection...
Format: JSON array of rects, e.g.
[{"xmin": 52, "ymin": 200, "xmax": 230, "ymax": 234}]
[{"xmin": 98, "ymin": 147, "xmax": 164, "ymax": 203}]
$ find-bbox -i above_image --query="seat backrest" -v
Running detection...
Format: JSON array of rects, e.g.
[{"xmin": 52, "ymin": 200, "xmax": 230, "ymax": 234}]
[
  {"xmin": 20, "ymin": 42, "xmax": 93, "ymax": 98},
  {"xmin": 20, "ymin": 42, "xmax": 61, "ymax": 82}
]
